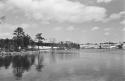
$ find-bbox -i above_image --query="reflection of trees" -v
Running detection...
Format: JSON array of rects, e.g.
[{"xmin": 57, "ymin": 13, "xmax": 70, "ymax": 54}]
[
  {"xmin": 4, "ymin": 56, "xmax": 12, "ymax": 69},
  {"xmin": 0, "ymin": 54, "xmax": 36, "ymax": 80},
  {"xmin": 13, "ymin": 67, "xmax": 24, "ymax": 80},
  {"xmin": 30, "ymin": 54, "xmax": 35, "ymax": 65},
  {"xmin": 49, "ymin": 50, "xmax": 80, "ymax": 63},
  {"xmin": 49, "ymin": 50, "xmax": 56, "ymax": 63},
  {"xmin": 12, "ymin": 55, "xmax": 35, "ymax": 80},
  {"xmin": 0, "ymin": 56, "xmax": 12, "ymax": 69},
  {"xmin": 0, "ymin": 57, "xmax": 3, "ymax": 68},
  {"xmin": 36, "ymin": 54, "xmax": 44, "ymax": 72}
]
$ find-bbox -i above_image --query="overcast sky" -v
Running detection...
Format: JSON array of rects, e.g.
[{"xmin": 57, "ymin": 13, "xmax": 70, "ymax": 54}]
[{"xmin": 0, "ymin": 0, "xmax": 124, "ymax": 43}]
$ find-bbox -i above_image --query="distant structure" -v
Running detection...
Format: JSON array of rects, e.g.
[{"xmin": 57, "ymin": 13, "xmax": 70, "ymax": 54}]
[
  {"xmin": 80, "ymin": 43, "xmax": 99, "ymax": 49},
  {"xmin": 99, "ymin": 42, "xmax": 117, "ymax": 49},
  {"xmin": 80, "ymin": 42, "xmax": 123, "ymax": 49}
]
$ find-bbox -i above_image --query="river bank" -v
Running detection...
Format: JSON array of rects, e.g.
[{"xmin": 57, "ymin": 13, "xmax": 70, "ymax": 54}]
[{"xmin": 0, "ymin": 49, "xmax": 80, "ymax": 56}]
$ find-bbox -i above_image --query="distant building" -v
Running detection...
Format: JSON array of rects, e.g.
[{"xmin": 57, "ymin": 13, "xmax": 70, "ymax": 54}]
[
  {"xmin": 80, "ymin": 43, "xmax": 99, "ymax": 49},
  {"xmin": 122, "ymin": 42, "xmax": 125, "ymax": 49},
  {"xmin": 80, "ymin": 42, "xmax": 118, "ymax": 49},
  {"xmin": 99, "ymin": 42, "xmax": 117, "ymax": 49}
]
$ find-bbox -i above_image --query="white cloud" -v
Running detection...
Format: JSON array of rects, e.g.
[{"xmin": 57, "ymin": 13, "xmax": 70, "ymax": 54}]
[
  {"xmin": 0, "ymin": 23, "xmax": 30, "ymax": 30},
  {"xmin": 0, "ymin": 23, "xmax": 35, "ymax": 36},
  {"xmin": 120, "ymin": 19, "xmax": 125, "ymax": 25},
  {"xmin": 20, "ymin": 23, "xmax": 30, "ymax": 29},
  {"xmin": 65, "ymin": 38, "xmax": 72, "ymax": 41},
  {"xmin": 0, "ymin": 23, "xmax": 37, "ymax": 38},
  {"xmin": 53, "ymin": 26, "xmax": 63, "ymax": 31},
  {"xmin": 0, "ymin": 32, "xmax": 10, "ymax": 36},
  {"xmin": 0, "ymin": 16, "xmax": 6, "ymax": 24},
  {"xmin": 104, "ymin": 32, "xmax": 110, "ymax": 36},
  {"xmin": 91, "ymin": 26, "xmax": 99, "ymax": 31},
  {"xmin": 66, "ymin": 26, "xmax": 75, "ymax": 31},
  {"xmin": 0, "ymin": 2, "xmax": 5, "ymax": 10},
  {"xmin": 3, "ymin": 0, "xmax": 107, "ymax": 23},
  {"xmin": 0, "ymin": 32, "xmax": 11, "ymax": 38},
  {"xmin": 0, "ymin": 23, "xmax": 16, "ymax": 30},
  {"xmin": 122, "ymin": 27, "xmax": 125, "ymax": 31},
  {"xmin": 82, "ymin": 30, "xmax": 87, "ymax": 33},
  {"xmin": 104, "ymin": 11, "xmax": 125, "ymax": 22},
  {"xmin": 97, "ymin": 0, "xmax": 112, "ymax": 3},
  {"xmin": 41, "ymin": 21, "xmax": 50, "ymax": 24},
  {"xmin": 104, "ymin": 28, "xmax": 111, "ymax": 31}
]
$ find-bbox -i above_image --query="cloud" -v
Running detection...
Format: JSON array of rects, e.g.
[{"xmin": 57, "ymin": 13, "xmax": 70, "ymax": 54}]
[
  {"xmin": 53, "ymin": 26, "xmax": 63, "ymax": 31},
  {"xmin": 0, "ymin": 23, "xmax": 37, "ymax": 38},
  {"xmin": 20, "ymin": 23, "xmax": 30, "ymax": 29},
  {"xmin": 0, "ymin": 23, "xmax": 34, "ymax": 37},
  {"xmin": 0, "ymin": 1, "xmax": 5, "ymax": 10},
  {"xmin": 0, "ymin": 32, "xmax": 10, "ymax": 36},
  {"xmin": 0, "ymin": 23, "xmax": 30, "ymax": 30},
  {"xmin": 104, "ymin": 11, "xmax": 125, "ymax": 22},
  {"xmin": 97, "ymin": 0, "xmax": 112, "ymax": 3},
  {"xmin": 0, "ymin": 32, "xmax": 11, "ymax": 38},
  {"xmin": 82, "ymin": 30, "xmax": 87, "ymax": 33},
  {"xmin": 2, "ymin": 0, "xmax": 107, "ymax": 23},
  {"xmin": 104, "ymin": 28, "xmax": 111, "ymax": 31},
  {"xmin": 91, "ymin": 26, "xmax": 99, "ymax": 31},
  {"xmin": 122, "ymin": 27, "xmax": 125, "ymax": 31},
  {"xmin": 0, "ymin": 16, "xmax": 6, "ymax": 24},
  {"xmin": 104, "ymin": 32, "xmax": 110, "ymax": 36},
  {"xmin": 0, "ymin": 23, "xmax": 16, "ymax": 30},
  {"xmin": 120, "ymin": 19, "xmax": 125, "ymax": 25},
  {"xmin": 66, "ymin": 26, "xmax": 75, "ymax": 31}
]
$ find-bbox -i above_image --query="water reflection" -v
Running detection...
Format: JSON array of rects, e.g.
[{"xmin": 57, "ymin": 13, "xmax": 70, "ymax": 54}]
[
  {"xmin": 12, "ymin": 55, "xmax": 35, "ymax": 80},
  {"xmin": 49, "ymin": 50, "xmax": 80, "ymax": 63},
  {"xmin": 36, "ymin": 54, "xmax": 44, "ymax": 72},
  {"xmin": 4, "ymin": 56, "xmax": 12, "ymax": 69},
  {"xmin": 0, "ymin": 50, "xmax": 79, "ymax": 80},
  {"xmin": 0, "ymin": 56, "xmax": 12, "ymax": 69},
  {"xmin": 0, "ymin": 54, "xmax": 38, "ymax": 80},
  {"xmin": 1, "ymin": 50, "xmax": 124, "ymax": 81}
]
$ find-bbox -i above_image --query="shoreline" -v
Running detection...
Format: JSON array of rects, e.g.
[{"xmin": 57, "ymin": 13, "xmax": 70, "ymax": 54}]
[{"xmin": 0, "ymin": 48, "xmax": 124, "ymax": 56}]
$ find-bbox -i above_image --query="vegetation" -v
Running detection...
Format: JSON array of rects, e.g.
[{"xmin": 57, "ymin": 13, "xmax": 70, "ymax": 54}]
[
  {"xmin": 35, "ymin": 33, "xmax": 45, "ymax": 50},
  {"xmin": 0, "ymin": 27, "xmax": 80, "ymax": 52},
  {"xmin": 13, "ymin": 27, "xmax": 32, "ymax": 51}
]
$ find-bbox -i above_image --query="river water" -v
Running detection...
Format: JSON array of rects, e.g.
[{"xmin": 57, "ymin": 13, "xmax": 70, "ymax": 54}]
[{"xmin": 0, "ymin": 49, "xmax": 125, "ymax": 81}]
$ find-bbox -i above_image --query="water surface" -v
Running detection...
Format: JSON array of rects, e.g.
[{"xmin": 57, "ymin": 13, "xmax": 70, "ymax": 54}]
[{"xmin": 0, "ymin": 49, "xmax": 125, "ymax": 81}]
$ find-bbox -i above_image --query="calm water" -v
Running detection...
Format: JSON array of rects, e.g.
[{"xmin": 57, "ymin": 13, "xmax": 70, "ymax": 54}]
[{"xmin": 0, "ymin": 49, "xmax": 125, "ymax": 81}]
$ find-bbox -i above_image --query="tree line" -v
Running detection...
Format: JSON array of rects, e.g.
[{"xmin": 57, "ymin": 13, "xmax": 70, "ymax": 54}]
[{"xmin": 0, "ymin": 27, "xmax": 80, "ymax": 52}]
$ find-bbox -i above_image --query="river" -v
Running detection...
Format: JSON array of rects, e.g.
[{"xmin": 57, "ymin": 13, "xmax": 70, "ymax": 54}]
[{"xmin": 0, "ymin": 49, "xmax": 125, "ymax": 81}]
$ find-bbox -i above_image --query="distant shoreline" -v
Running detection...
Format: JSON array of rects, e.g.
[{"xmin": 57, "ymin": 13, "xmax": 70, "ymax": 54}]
[{"xmin": 0, "ymin": 48, "xmax": 124, "ymax": 56}]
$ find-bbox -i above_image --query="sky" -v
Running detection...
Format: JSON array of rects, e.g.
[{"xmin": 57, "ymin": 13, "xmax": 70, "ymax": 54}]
[{"xmin": 0, "ymin": 0, "xmax": 124, "ymax": 43}]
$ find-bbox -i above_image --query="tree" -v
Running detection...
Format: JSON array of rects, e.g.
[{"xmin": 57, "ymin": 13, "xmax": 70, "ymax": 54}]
[
  {"xmin": 29, "ymin": 40, "xmax": 35, "ymax": 50},
  {"xmin": 13, "ymin": 27, "xmax": 25, "ymax": 51},
  {"xmin": 117, "ymin": 44, "xmax": 123, "ymax": 49},
  {"xmin": 23, "ymin": 34, "xmax": 32, "ymax": 49},
  {"xmin": 13, "ymin": 27, "xmax": 25, "ymax": 37},
  {"xmin": 35, "ymin": 33, "xmax": 45, "ymax": 50},
  {"xmin": 49, "ymin": 38, "xmax": 56, "ymax": 50}
]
